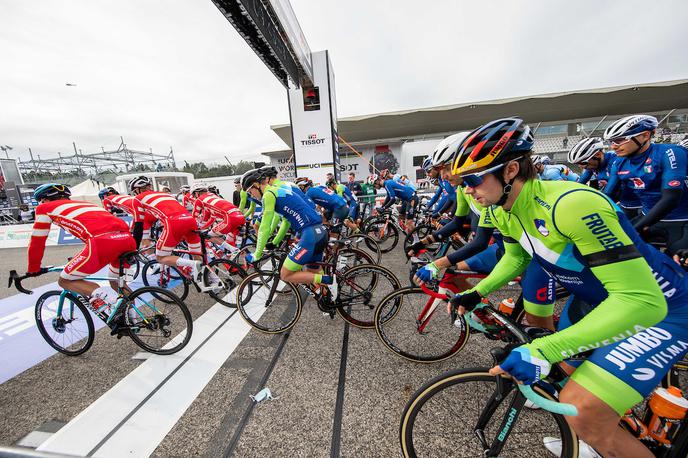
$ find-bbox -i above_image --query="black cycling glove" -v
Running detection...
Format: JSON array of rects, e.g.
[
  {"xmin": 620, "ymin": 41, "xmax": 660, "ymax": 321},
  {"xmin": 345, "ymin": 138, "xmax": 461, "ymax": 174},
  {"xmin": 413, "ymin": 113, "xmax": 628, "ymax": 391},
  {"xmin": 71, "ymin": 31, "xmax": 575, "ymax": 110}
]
[{"xmin": 449, "ymin": 291, "xmax": 482, "ymax": 313}]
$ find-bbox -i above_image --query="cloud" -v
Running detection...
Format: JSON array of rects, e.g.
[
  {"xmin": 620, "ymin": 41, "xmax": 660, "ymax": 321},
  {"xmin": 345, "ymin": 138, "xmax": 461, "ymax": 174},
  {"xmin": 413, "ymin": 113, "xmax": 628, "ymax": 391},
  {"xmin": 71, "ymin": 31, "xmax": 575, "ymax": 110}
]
[{"xmin": 0, "ymin": 0, "xmax": 686, "ymax": 167}]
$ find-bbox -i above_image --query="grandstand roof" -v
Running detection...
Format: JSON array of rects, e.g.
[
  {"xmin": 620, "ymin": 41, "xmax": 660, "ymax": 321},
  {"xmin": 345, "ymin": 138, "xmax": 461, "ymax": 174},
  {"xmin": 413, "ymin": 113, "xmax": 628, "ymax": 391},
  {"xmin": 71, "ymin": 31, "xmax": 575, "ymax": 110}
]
[{"xmin": 270, "ymin": 79, "xmax": 688, "ymax": 148}]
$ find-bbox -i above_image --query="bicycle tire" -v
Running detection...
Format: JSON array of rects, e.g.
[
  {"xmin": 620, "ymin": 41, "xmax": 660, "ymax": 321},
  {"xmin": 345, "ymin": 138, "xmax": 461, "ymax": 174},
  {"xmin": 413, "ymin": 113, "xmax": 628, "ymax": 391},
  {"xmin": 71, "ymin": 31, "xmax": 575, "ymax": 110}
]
[
  {"xmin": 141, "ymin": 260, "xmax": 190, "ymax": 303},
  {"xmin": 400, "ymin": 369, "xmax": 579, "ymax": 458},
  {"xmin": 124, "ymin": 286, "xmax": 193, "ymax": 355},
  {"xmin": 332, "ymin": 247, "xmax": 375, "ymax": 273},
  {"xmin": 375, "ymin": 287, "xmax": 470, "ymax": 363},
  {"xmin": 204, "ymin": 258, "xmax": 250, "ymax": 308},
  {"xmin": 342, "ymin": 234, "xmax": 382, "ymax": 264},
  {"xmin": 35, "ymin": 290, "xmax": 95, "ymax": 356},
  {"xmin": 403, "ymin": 224, "xmax": 435, "ymax": 254},
  {"xmin": 364, "ymin": 217, "xmax": 399, "ymax": 253},
  {"xmin": 236, "ymin": 271, "xmax": 302, "ymax": 334},
  {"xmin": 336, "ymin": 264, "xmax": 401, "ymax": 328}
]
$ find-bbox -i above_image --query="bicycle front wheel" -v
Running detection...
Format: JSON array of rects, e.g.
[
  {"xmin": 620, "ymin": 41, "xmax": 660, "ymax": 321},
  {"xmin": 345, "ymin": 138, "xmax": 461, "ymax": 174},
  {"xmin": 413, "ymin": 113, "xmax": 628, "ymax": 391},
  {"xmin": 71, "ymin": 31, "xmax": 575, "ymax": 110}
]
[
  {"xmin": 336, "ymin": 264, "xmax": 401, "ymax": 328},
  {"xmin": 236, "ymin": 271, "xmax": 302, "ymax": 334},
  {"xmin": 141, "ymin": 260, "xmax": 189, "ymax": 303},
  {"xmin": 375, "ymin": 287, "xmax": 470, "ymax": 363},
  {"xmin": 400, "ymin": 369, "xmax": 578, "ymax": 458},
  {"xmin": 204, "ymin": 258, "xmax": 249, "ymax": 308},
  {"xmin": 124, "ymin": 287, "xmax": 193, "ymax": 355},
  {"xmin": 35, "ymin": 290, "xmax": 94, "ymax": 356},
  {"xmin": 364, "ymin": 217, "xmax": 399, "ymax": 253}
]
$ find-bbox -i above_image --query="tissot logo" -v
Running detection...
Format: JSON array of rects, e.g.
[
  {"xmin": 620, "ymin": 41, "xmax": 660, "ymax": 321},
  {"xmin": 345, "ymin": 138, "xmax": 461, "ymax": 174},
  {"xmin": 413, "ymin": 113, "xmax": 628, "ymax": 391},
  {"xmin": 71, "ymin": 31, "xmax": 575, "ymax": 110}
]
[{"xmin": 301, "ymin": 134, "xmax": 326, "ymax": 146}]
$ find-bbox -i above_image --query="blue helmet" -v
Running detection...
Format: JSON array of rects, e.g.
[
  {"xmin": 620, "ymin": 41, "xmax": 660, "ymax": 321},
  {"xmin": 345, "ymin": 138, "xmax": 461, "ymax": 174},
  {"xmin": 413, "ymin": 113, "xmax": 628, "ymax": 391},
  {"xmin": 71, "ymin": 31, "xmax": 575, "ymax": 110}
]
[
  {"xmin": 421, "ymin": 156, "xmax": 433, "ymax": 172},
  {"xmin": 98, "ymin": 186, "xmax": 118, "ymax": 200},
  {"xmin": 33, "ymin": 183, "xmax": 71, "ymax": 201},
  {"xmin": 604, "ymin": 115, "xmax": 658, "ymax": 141}
]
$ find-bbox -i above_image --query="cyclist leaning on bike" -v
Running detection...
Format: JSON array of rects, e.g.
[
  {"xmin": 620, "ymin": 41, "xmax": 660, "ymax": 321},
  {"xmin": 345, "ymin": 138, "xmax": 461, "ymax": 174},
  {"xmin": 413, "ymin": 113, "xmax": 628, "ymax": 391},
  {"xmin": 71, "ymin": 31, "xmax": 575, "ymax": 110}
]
[
  {"xmin": 27, "ymin": 183, "xmax": 137, "ymax": 312},
  {"xmin": 242, "ymin": 169, "xmax": 336, "ymax": 298},
  {"xmin": 602, "ymin": 115, "xmax": 688, "ymax": 256},
  {"xmin": 190, "ymin": 182, "xmax": 246, "ymax": 253},
  {"xmin": 374, "ymin": 172, "xmax": 419, "ymax": 232},
  {"xmin": 447, "ymin": 116, "xmax": 688, "ymax": 457}
]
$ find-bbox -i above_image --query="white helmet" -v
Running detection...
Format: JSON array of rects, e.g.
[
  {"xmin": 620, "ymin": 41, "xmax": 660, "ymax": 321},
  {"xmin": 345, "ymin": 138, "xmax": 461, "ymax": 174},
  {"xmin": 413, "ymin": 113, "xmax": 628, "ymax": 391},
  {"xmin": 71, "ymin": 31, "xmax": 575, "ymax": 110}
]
[
  {"xmin": 128, "ymin": 175, "xmax": 151, "ymax": 192},
  {"xmin": 531, "ymin": 155, "xmax": 544, "ymax": 166},
  {"xmin": 431, "ymin": 131, "xmax": 470, "ymax": 167},
  {"xmin": 191, "ymin": 183, "xmax": 208, "ymax": 194},
  {"xmin": 603, "ymin": 115, "xmax": 658, "ymax": 141},
  {"xmin": 679, "ymin": 138, "xmax": 688, "ymax": 149},
  {"xmin": 568, "ymin": 137, "xmax": 605, "ymax": 164}
]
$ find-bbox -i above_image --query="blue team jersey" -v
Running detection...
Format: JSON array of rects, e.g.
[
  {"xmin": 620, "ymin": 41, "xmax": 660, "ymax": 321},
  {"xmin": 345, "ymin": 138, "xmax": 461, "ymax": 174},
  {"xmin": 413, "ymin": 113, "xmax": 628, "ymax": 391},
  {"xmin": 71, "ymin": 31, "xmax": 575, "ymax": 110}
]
[
  {"xmin": 266, "ymin": 184, "xmax": 322, "ymax": 231},
  {"xmin": 605, "ymin": 143, "xmax": 688, "ymax": 221},
  {"xmin": 383, "ymin": 179, "xmax": 415, "ymax": 201},
  {"xmin": 540, "ymin": 164, "xmax": 580, "ymax": 182},
  {"xmin": 306, "ymin": 185, "xmax": 347, "ymax": 211}
]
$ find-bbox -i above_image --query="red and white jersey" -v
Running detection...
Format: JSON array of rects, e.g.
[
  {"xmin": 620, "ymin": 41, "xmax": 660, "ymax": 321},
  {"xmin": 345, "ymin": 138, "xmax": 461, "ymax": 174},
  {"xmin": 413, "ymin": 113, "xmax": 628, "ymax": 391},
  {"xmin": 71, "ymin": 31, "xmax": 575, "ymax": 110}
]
[
  {"xmin": 133, "ymin": 190, "xmax": 188, "ymax": 223},
  {"xmin": 192, "ymin": 193, "xmax": 243, "ymax": 227},
  {"xmin": 28, "ymin": 199, "xmax": 129, "ymax": 272},
  {"xmin": 181, "ymin": 193, "xmax": 195, "ymax": 212},
  {"xmin": 103, "ymin": 194, "xmax": 157, "ymax": 227}
]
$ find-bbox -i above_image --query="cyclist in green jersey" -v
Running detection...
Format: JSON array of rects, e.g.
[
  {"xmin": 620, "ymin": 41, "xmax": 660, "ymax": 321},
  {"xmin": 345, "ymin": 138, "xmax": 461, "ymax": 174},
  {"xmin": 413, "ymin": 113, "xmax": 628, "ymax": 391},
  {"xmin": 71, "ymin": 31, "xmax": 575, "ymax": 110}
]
[{"xmin": 450, "ymin": 117, "xmax": 688, "ymax": 457}]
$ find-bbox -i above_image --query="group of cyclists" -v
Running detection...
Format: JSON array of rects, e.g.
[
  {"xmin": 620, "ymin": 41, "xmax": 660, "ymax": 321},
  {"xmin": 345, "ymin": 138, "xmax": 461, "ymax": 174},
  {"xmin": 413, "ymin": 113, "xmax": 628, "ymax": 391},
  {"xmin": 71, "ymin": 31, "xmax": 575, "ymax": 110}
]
[{"xmin": 22, "ymin": 112, "xmax": 688, "ymax": 457}]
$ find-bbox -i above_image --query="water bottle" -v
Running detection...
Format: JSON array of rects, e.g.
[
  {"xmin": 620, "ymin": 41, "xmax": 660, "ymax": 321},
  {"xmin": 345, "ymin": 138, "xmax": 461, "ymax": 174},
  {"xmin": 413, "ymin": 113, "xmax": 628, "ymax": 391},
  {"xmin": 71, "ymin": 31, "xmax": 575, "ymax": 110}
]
[
  {"xmin": 498, "ymin": 297, "xmax": 516, "ymax": 315},
  {"xmin": 646, "ymin": 386, "xmax": 688, "ymax": 444}
]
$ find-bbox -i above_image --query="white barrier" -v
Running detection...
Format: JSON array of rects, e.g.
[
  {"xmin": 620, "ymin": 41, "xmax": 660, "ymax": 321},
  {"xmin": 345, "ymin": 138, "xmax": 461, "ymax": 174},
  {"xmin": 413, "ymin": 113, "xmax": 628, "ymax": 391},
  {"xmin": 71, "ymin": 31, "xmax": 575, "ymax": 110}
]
[{"xmin": 0, "ymin": 224, "xmax": 60, "ymax": 249}]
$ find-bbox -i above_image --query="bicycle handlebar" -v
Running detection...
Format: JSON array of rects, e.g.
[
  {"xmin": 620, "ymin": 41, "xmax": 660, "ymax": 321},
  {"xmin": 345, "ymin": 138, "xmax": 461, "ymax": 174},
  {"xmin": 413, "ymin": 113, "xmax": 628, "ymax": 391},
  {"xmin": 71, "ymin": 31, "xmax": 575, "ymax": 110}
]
[
  {"xmin": 8, "ymin": 267, "xmax": 51, "ymax": 295},
  {"xmin": 518, "ymin": 385, "xmax": 578, "ymax": 416}
]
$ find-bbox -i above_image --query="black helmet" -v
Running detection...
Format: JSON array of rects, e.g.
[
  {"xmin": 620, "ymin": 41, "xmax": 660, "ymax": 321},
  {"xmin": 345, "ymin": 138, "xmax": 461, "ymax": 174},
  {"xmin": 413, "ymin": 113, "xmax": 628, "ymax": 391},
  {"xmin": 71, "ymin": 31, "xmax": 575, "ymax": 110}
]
[
  {"xmin": 98, "ymin": 186, "xmax": 118, "ymax": 200},
  {"xmin": 241, "ymin": 169, "xmax": 263, "ymax": 190},
  {"xmin": 34, "ymin": 183, "xmax": 71, "ymax": 201},
  {"xmin": 326, "ymin": 178, "xmax": 338, "ymax": 188},
  {"xmin": 208, "ymin": 185, "xmax": 219, "ymax": 195},
  {"xmin": 259, "ymin": 165, "xmax": 278, "ymax": 179}
]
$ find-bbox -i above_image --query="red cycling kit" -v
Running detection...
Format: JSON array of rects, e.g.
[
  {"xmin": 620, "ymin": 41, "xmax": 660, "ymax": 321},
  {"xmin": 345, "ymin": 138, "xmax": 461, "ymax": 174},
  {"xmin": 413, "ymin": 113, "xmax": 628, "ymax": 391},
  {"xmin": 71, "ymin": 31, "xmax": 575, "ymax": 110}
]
[
  {"xmin": 28, "ymin": 199, "xmax": 136, "ymax": 279},
  {"xmin": 103, "ymin": 194, "xmax": 156, "ymax": 232},
  {"xmin": 192, "ymin": 193, "xmax": 246, "ymax": 242},
  {"xmin": 132, "ymin": 190, "xmax": 200, "ymax": 256}
]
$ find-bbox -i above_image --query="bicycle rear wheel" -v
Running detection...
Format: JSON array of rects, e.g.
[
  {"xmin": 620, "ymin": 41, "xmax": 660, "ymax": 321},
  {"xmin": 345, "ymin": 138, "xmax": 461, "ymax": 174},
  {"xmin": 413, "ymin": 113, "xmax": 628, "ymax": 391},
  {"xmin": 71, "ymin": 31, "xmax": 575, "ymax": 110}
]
[
  {"xmin": 124, "ymin": 286, "xmax": 193, "ymax": 355},
  {"xmin": 141, "ymin": 260, "xmax": 190, "ymax": 303},
  {"xmin": 336, "ymin": 264, "xmax": 401, "ymax": 328},
  {"xmin": 204, "ymin": 258, "xmax": 249, "ymax": 308},
  {"xmin": 342, "ymin": 234, "xmax": 381, "ymax": 264},
  {"xmin": 35, "ymin": 290, "xmax": 94, "ymax": 356},
  {"xmin": 375, "ymin": 287, "xmax": 470, "ymax": 363},
  {"xmin": 364, "ymin": 217, "xmax": 399, "ymax": 253},
  {"xmin": 400, "ymin": 369, "xmax": 578, "ymax": 458},
  {"xmin": 236, "ymin": 271, "xmax": 302, "ymax": 333}
]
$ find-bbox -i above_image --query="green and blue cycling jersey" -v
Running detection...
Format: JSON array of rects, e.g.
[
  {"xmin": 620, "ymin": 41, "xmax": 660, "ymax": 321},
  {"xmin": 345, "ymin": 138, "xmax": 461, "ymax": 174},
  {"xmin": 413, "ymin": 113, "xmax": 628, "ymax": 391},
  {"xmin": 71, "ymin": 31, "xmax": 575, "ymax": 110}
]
[
  {"xmin": 335, "ymin": 183, "xmax": 359, "ymax": 220},
  {"xmin": 474, "ymin": 178, "xmax": 688, "ymax": 414},
  {"xmin": 239, "ymin": 189, "xmax": 261, "ymax": 218},
  {"xmin": 253, "ymin": 182, "xmax": 324, "ymax": 265}
]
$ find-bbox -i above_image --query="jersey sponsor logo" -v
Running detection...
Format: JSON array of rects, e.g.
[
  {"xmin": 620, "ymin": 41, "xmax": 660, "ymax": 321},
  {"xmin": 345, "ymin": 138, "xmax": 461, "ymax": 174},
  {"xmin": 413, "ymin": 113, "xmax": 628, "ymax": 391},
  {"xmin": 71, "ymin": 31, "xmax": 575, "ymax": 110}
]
[
  {"xmin": 534, "ymin": 219, "xmax": 549, "ymax": 237},
  {"xmin": 560, "ymin": 325, "xmax": 646, "ymax": 358},
  {"xmin": 618, "ymin": 170, "xmax": 630, "ymax": 175},
  {"xmin": 668, "ymin": 180, "xmax": 681, "ymax": 187},
  {"xmin": 282, "ymin": 206, "xmax": 305, "ymax": 227},
  {"xmin": 294, "ymin": 248, "xmax": 308, "ymax": 261},
  {"xmin": 580, "ymin": 213, "xmax": 626, "ymax": 250},
  {"xmin": 533, "ymin": 196, "xmax": 551, "ymax": 211},
  {"xmin": 535, "ymin": 283, "xmax": 554, "ymax": 303},
  {"xmin": 632, "ymin": 367, "xmax": 656, "ymax": 381},
  {"xmin": 604, "ymin": 327, "xmax": 681, "ymax": 371},
  {"xmin": 630, "ymin": 177, "xmax": 645, "ymax": 189},
  {"xmin": 645, "ymin": 157, "xmax": 652, "ymax": 164},
  {"xmin": 667, "ymin": 149, "xmax": 677, "ymax": 169},
  {"xmin": 643, "ymin": 166, "xmax": 652, "ymax": 174}
]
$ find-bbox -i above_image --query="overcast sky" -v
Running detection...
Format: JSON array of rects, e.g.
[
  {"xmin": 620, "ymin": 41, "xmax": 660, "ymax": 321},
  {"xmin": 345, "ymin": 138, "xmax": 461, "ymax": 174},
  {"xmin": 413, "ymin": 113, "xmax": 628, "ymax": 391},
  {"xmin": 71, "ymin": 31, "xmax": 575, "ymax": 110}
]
[{"xmin": 1, "ymin": 0, "xmax": 686, "ymax": 165}]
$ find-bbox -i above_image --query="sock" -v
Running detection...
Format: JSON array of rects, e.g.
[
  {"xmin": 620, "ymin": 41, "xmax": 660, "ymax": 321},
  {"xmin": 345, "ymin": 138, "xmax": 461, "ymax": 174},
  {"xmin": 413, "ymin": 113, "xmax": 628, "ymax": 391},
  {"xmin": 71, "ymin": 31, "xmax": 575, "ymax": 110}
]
[
  {"xmin": 176, "ymin": 257, "xmax": 196, "ymax": 268},
  {"xmin": 222, "ymin": 241, "xmax": 238, "ymax": 253}
]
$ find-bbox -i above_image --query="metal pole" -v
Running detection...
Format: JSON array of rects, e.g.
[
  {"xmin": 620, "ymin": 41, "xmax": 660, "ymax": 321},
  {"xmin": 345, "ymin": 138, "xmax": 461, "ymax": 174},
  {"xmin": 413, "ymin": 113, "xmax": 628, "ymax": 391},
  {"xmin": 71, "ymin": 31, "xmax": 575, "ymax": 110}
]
[
  {"xmin": 657, "ymin": 109, "xmax": 676, "ymax": 127},
  {"xmin": 532, "ymin": 122, "xmax": 542, "ymax": 134},
  {"xmin": 587, "ymin": 115, "xmax": 608, "ymax": 137}
]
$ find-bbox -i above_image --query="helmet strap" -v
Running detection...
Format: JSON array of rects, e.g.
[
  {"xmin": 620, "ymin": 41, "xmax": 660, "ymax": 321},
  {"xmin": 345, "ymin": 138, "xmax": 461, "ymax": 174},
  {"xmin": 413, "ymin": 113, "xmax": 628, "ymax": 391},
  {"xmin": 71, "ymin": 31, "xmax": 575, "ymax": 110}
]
[
  {"xmin": 495, "ymin": 172, "xmax": 516, "ymax": 207},
  {"xmin": 629, "ymin": 136, "xmax": 649, "ymax": 157}
]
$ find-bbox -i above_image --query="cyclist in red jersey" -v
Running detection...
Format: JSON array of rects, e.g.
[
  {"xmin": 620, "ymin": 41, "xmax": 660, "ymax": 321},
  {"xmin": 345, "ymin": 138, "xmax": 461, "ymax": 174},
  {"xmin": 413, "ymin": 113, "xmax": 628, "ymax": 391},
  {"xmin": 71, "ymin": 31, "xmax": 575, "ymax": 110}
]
[
  {"xmin": 190, "ymin": 183, "xmax": 246, "ymax": 252},
  {"xmin": 127, "ymin": 176, "xmax": 207, "ymax": 286},
  {"xmin": 99, "ymin": 187, "xmax": 156, "ymax": 251},
  {"xmin": 27, "ymin": 183, "xmax": 136, "ymax": 312}
]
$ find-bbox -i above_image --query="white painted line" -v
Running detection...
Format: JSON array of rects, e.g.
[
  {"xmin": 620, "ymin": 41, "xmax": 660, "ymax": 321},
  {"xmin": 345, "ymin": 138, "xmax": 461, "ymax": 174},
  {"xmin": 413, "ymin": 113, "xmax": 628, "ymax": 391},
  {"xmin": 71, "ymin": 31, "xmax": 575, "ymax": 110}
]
[
  {"xmin": 37, "ymin": 286, "xmax": 272, "ymax": 458},
  {"xmin": 16, "ymin": 430, "xmax": 54, "ymax": 448}
]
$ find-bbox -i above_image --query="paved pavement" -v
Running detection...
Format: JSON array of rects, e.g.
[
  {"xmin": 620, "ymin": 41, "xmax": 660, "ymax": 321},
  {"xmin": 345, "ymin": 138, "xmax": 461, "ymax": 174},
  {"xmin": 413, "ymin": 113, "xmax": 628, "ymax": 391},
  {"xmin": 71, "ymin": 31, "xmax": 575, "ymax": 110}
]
[{"xmin": 0, "ymin": 244, "xmax": 572, "ymax": 457}]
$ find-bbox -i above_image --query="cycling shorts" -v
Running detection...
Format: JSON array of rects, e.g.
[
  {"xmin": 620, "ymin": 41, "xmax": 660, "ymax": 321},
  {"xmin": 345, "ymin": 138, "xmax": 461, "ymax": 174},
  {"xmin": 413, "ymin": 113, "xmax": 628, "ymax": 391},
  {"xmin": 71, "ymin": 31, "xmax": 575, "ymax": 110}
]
[
  {"xmin": 157, "ymin": 214, "xmax": 201, "ymax": 256},
  {"xmin": 62, "ymin": 231, "xmax": 137, "ymax": 280},
  {"xmin": 520, "ymin": 261, "xmax": 556, "ymax": 317},
  {"xmin": 400, "ymin": 194, "xmax": 419, "ymax": 219},
  {"xmin": 464, "ymin": 244, "xmax": 500, "ymax": 273},
  {"xmin": 209, "ymin": 211, "xmax": 246, "ymax": 237},
  {"xmin": 559, "ymin": 299, "xmax": 688, "ymax": 415},
  {"xmin": 327, "ymin": 205, "xmax": 349, "ymax": 225},
  {"xmin": 347, "ymin": 203, "xmax": 359, "ymax": 221},
  {"xmin": 284, "ymin": 224, "xmax": 328, "ymax": 271}
]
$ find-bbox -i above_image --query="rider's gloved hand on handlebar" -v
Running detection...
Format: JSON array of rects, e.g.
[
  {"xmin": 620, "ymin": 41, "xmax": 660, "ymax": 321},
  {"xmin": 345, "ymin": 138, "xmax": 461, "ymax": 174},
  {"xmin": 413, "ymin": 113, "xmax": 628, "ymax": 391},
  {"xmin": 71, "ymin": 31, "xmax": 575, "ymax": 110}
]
[
  {"xmin": 414, "ymin": 262, "xmax": 439, "ymax": 284},
  {"xmin": 407, "ymin": 240, "xmax": 426, "ymax": 256},
  {"xmin": 448, "ymin": 290, "xmax": 482, "ymax": 315},
  {"xmin": 265, "ymin": 242, "xmax": 276, "ymax": 251},
  {"xmin": 245, "ymin": 253, "xmax": 260, "ymax": 264},
  {"xmin": 488, "ymin": 344, "xmax": 551, "ymax": 385},
  {"xmin": 673, "ymin": 248, "xmax": 688, "ymax": 268}
]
